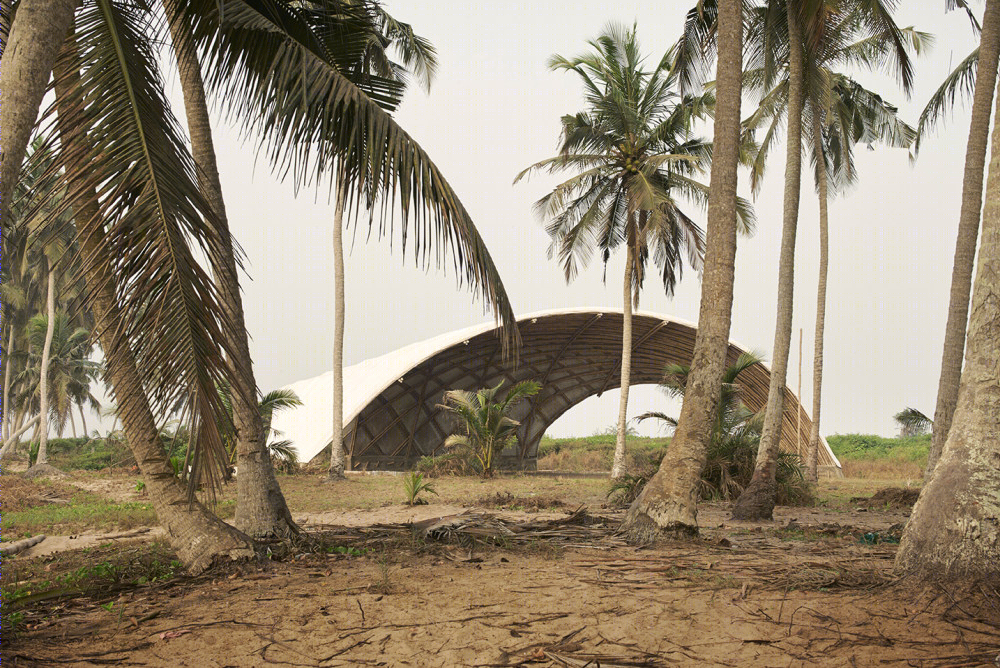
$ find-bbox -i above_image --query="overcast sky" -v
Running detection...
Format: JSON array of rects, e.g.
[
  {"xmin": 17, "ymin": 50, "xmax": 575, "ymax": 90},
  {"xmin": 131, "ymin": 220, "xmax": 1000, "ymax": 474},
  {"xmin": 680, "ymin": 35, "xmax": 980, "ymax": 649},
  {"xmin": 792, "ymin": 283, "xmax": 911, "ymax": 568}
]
[{"xmin": 156, "ymin": 1, "xmax": 982, "ymax": 439}]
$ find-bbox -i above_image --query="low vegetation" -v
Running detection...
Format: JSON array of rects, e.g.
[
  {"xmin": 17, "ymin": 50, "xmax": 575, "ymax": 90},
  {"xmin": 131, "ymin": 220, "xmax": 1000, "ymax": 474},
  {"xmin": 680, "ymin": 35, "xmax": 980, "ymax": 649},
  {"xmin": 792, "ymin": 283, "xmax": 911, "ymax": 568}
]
[{"xmin": 827, "ymin": 433, "xmax": 929, "ymax": 480}]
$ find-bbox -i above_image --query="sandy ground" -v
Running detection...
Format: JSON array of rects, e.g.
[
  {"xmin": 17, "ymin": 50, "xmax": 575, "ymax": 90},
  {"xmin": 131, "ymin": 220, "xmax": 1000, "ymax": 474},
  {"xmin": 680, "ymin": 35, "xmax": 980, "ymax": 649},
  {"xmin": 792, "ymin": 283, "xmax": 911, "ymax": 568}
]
[{"xmin": 6, "ymin": 504, "xmax": 1000, "ymax": 667}]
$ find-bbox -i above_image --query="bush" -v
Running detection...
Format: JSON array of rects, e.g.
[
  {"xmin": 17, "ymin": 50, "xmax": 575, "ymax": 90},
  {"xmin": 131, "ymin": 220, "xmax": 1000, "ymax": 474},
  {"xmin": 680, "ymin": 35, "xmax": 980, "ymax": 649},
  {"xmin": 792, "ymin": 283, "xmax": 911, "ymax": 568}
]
[{"xmin": 416, "ymin": 453, "xmax": 474, "ymax": 477}]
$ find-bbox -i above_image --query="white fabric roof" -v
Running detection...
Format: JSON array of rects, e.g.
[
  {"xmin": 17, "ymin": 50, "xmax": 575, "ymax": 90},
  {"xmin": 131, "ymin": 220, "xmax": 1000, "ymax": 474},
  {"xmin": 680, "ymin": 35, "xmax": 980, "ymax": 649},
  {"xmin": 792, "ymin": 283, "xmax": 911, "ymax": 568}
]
[{"xmin": 270, "ymin": 307, "xmax": 841, "ymax": 468}]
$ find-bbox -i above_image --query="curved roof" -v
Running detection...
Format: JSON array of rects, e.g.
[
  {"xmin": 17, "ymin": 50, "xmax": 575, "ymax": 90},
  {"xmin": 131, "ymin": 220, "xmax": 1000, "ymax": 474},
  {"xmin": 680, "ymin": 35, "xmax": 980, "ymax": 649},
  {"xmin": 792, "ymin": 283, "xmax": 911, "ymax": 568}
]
[{"xmin": 271, "ymin": 308, "xmax": 840, "ymax": 470}]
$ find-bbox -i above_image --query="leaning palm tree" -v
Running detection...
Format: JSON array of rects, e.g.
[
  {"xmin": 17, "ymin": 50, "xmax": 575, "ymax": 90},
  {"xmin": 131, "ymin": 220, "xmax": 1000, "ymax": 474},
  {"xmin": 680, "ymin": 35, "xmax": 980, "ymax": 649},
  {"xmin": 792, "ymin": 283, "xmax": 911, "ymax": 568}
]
[
  {"xmin": 516, "ymin": 23, "xmax": 753, "ymax": 479},
  {"xmin": 732, "ymin": 0, "xmax": 920, "ymax": 520},
  {"xmin": 916, "ymin": 1, "xmax": 1000, "ymax": 477},
  {"xmin": 10, "ymin": 0, "xmax": 519, "ymax": 568},
  {"xmin": 439, "ymin": 380, "xmax": 541, "ymax": 477}
]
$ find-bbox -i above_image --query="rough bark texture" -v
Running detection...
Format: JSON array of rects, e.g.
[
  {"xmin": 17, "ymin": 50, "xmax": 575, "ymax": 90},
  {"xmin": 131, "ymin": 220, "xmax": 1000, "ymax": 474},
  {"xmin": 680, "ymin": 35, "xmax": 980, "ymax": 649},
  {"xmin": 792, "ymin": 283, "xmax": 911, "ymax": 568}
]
[
  {"xmin": 611, "ymin": 240, "xmax": 636, "ymax": 480},
  {"xmin": 805, "ymin": 118, "xmax": 829, "ymax": 483},
  {"xmin": 896, "ymin": 58, "xmax": 1000, "ymax": 578},
  {"xmin": 161, "ymin": 0, "xmax": 298, "ymax": 539},
  {"xmin": 52, "ymin": 40, "xmax": 257, "ymax": 573},
  {"xmin": 731, "ymin": 5, "xmax": 804, "ymax": 521},
  {"xmin": 3, "ymin": 327, "xmax": 15, "ymax": 443},
  {"xmin": 927, "ymin": 0, "xmax": 1000, "ymax": 478},
  {"xmin": 619, "ymin": 0, "xmax": 742, "ymax": 542},
  {"xmin": 328, "ymin": 181, "xmax": 348, "ymax": 479},
  {"xmin": 0, "ymin": 0, "xmax": 76, "ymax": 222},
  {"xmin": 33, "ymin": 267, "xmax": 56, "ymax": 466}
]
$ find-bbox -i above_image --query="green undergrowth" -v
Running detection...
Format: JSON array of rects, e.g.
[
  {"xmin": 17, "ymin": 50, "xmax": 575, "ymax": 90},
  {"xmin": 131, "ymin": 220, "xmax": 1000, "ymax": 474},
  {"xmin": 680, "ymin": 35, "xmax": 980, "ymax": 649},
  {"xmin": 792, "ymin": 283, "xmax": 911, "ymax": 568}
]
[{"xmin": 2, "ymin": 500, "xmax": 158, "ymax": 537}]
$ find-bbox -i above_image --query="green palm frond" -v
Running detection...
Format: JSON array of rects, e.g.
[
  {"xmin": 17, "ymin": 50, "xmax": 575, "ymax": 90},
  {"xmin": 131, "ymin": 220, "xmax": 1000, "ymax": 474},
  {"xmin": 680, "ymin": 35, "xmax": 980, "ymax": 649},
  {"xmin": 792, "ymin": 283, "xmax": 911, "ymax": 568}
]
[
  {"xmin": 914, "ymin": 47, "xmax": 978, "ymax": 153},
  {"xmin": 29, "ymin": 0, "xmax": 241, "ymax": 494},
  {"xmin": 186, "ymin": 0, "xmax": 519, "ymax": 354}
]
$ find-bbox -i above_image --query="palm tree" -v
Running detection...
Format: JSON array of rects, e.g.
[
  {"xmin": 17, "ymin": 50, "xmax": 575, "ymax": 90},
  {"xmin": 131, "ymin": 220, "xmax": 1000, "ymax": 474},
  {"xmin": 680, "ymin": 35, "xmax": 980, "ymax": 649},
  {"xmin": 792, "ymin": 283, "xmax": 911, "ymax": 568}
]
[
  {"xmin": 917, "ymin": 1, "xmax": 1000, "ymax": 477},
  {"xmin": 11, "ymin": 0, "xmax": 519, "ymax": 568},
  {"xmin": 637, "ymin": 352, "xmax": 769, "ymax": 499},
  {"xmin": 732, "ymin": 0, "xmax": 919, "ymax": 520},
  {"xmin": 739, "ymin": 12, "xmax": 926, "ymax": 482},
  {"xmin": 516, "ymin": 23, "xmax": 751, "ymax": 479},
  {"xmin": 893, "ymin": 407, "xmax": 932, "ymax": 437},
  {"xmin": 439, "ymin": 380, "xmax": 542, "ymax": 477},
  {"xmin": 619, "ymin": 0, "xmax": 746, "ymax": 541},
  {"xmin": 896, "ymin": 1, "xmax": 1000, "ymax": 575}
]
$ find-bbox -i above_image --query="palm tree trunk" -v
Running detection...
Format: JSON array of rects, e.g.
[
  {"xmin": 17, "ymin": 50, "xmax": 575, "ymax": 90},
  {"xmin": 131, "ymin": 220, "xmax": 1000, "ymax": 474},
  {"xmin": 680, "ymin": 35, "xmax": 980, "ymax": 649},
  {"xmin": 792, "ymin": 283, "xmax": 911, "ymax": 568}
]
[
  {"xmin": 731, "ymin": 4, "xmax": 805, "ymax": 521},
  {"xmin": 620, "ymin": 0, "xmax": 743, "ymax": 541},
  {"xmin": 34, "ymin": 266, "xmax": 57, "ymax": 466},
  {"xmin": 805, "ymin": 117, "xmax": 829, "ymax": 483},
  {"xmin": 611, "ymin": 235, "xmax": 637, "ymax": 479},
  {"xmin": 0, "ymin": 414, "xmax": 41, "ymax": 459},
  {"xmin": 896, "ymin": 40, "xmax": 1000, "ymax": 578},
  {"xmin": 926, "ymin": 0, "xmax": 1000, "ymax": 478},
  {"xmin": 328, "ymin": 179, "xmax": 348, "ymax": 479},
  {"xmin": 0, "ymin": 0, "xmax": 77, "ymax": 222},
  {"xmin": 52, "ymin": 33, "xmax": 256, "ymax": 572},
  {"xmin": 68, "ymin": 407, "xmax": 76, "ymax": 439},
  {"xmin": 3, "ymin": 327, "xmax": 14, "ymax": 443},
  {"xmin": 162, "ymin": 0, "xmax": 298, "ymax": 538},
  {"xmin": 78, "ymin": 403, "xmax": 88, "ymax": 439}
]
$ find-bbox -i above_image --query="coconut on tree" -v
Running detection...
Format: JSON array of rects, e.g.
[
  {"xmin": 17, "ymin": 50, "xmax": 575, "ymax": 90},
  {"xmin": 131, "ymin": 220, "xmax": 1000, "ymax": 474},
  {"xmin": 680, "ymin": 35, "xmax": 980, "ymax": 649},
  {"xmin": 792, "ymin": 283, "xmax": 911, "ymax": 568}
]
[{"xmin": 516, "ymin": 22, "xmax": 754, "ymax": 479}]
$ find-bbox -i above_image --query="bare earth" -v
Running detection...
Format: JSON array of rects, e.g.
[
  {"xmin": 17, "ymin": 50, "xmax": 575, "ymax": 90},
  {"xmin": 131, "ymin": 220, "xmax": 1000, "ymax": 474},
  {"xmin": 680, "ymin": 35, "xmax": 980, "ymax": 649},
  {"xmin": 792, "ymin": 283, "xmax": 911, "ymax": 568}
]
[{"xmin": 3, "ymin": 474, "xmax": 999, "ymax": 667}]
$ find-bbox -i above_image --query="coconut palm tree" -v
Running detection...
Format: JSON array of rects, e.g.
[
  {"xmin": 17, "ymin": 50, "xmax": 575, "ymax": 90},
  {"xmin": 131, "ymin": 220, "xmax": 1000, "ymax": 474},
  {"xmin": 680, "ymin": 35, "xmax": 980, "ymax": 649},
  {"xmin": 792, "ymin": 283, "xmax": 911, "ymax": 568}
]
[
  {"xmin": 739, "ymin": 11, "xmax": 926, "ymax": 482},
  {"xmin": 893, "ymin": 407, "xmax": 932, "ymax": 437},
  {"xmin": 619, "ymin": 0, "xmax": 746, "ymax": 541},
  {"xmin": 516, "ymin": 23, "xmax": 754, "ymax": 479},
  {"xmin": 731, "ymin": 0, "xmax": 920, "ymax": 520},
  {"xmin": 10, "ymin": 0, "xmax": 518, "ymax": 568},
  {"xmin": 439, "ymin": 380, "xmax": 542, "ymax": 477},
  {"xmin": 916, "ymin": 1, "xmax": 1000, "ymax": 477},
  {"xmin": 896, "ymin": 1, "xmax": 1000, "ymax": 575}
]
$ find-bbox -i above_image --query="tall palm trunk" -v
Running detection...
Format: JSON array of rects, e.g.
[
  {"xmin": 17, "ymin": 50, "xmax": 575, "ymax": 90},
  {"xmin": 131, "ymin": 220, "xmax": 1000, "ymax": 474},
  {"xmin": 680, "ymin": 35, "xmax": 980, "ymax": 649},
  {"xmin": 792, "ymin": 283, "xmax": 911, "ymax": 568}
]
[
  {"xmin": 620, "ymin": 0, "xmax": 743, "ymax": 541},
  {"xmin": 68, "ymin": 409, "xmax": 76, "ymax": 438},
  {"xmin": 3, "ymin": 327, "xmax": 14, "ymax": 443},
  {"xmin": 926, "ymin": 0, "xmax": 1000, "ymax": 477},
  {"xmin": 611, "ymin": 227, "xmax": 638, "ymax": 479},
  {"xmin": 805, "ymin": 117, "xmax": 829, "ymax": 483},
  {"xmin": 732, "ymin": 4, "xmax": 805, "ymax": 521},
  {"xmin": 33, "ymin": 266, "xmax": 57, "ymax": 466},
  {"xmin": 78, "ymin": 403, "xmax": 88, "ymax": 438},
  {"xmin": 896, "ymin": 46, "xmax": 1000, "ymax": 578},
  {"xmin": 52, "ymin": 31, "xmax": 256, "ymax": 572},
  {"xmin": 0, "ymin": 0, "xmax": 77, "ymax": 221},
  {"xmin": 328, "ymin": 180, "xmax": 348, "ymax": 479},
  {"xmin": 163, "ymin": 0, "xmax": 298, "ymax": 538}
]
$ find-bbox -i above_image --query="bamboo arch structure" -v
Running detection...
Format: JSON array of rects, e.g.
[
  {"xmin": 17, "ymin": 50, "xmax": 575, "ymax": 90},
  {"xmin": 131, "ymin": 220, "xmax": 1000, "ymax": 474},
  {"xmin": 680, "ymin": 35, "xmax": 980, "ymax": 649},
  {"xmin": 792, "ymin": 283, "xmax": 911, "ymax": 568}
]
[{"xmin": 277, "ymin": 309, "xmax": 840, "ymax": 474}]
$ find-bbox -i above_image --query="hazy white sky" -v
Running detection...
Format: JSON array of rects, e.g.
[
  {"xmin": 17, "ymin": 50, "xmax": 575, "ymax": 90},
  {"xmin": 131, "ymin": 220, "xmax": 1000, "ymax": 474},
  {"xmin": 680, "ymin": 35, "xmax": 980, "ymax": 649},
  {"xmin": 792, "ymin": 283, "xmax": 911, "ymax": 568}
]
[{"xmin": 160, "ymin": 1, "xmax": 982, "ymax": 439}]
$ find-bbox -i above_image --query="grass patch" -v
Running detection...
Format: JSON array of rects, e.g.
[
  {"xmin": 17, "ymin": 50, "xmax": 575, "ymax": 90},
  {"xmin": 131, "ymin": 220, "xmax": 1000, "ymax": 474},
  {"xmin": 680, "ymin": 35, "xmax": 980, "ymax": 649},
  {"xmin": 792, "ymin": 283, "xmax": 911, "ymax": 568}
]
[
  {"xmin": 537, "ymin": 434, "xmax": 669, "ymax": 472},
  {"xmin": 827, "ymin": 434, "xmax": 929, "ymax": 480},
  {"xmin": 3, "ymin": 499, "xmax": 158, "ymax": 537}
]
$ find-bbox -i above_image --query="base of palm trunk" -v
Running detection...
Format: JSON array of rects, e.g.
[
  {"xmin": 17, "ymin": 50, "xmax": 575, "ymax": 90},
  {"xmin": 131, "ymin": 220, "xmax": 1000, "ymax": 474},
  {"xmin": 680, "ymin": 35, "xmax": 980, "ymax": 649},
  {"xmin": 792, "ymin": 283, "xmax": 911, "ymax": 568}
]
[
  {"xmin": 730, "ymin": 476, "xmax": 776, "ymax": 521},
  {"xmin": 620, "ymin": 493, "xmax": 699, "ymax": 545},
  {"xmin": 164, "ymin": 504, "xmax": 259, "ymax": 574},
  {"xmin": 235, "ymin": 450, "xmax": 300, "ymax": 540},
  {"xmin": 22, "ymin": 463, "xmax": 68, "ymax": 479}
]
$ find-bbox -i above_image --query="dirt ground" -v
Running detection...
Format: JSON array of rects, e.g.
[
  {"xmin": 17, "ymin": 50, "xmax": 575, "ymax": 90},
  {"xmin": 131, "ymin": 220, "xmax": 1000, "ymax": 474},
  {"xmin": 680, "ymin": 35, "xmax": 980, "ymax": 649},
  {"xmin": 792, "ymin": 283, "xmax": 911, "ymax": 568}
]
[{"xmin": 3, "ymin": 473, "xmax": 999, "ymax": 667}]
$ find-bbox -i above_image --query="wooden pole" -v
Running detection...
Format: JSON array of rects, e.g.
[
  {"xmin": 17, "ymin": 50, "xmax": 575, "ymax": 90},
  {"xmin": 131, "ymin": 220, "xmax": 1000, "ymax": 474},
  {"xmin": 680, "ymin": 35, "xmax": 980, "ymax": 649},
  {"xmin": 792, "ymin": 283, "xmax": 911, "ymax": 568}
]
[{"xmin": 797, "ymin": 327, "xmax": 803, "ymax": 456}]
